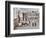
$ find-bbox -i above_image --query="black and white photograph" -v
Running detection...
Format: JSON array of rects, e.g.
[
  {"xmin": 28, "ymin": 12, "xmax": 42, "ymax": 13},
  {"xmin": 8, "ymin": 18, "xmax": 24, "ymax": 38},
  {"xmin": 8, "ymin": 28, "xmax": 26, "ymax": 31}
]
[{"xmin": 13, "ymin": 8, "xmax": 39, "ymax": 30}]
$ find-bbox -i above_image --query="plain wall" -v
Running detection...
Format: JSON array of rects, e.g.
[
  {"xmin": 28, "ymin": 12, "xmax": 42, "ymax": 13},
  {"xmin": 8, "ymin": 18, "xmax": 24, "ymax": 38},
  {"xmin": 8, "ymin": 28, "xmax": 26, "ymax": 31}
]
[{"xmin": 0, "ymin": 0, "xmax": 46, "ymax": 38}]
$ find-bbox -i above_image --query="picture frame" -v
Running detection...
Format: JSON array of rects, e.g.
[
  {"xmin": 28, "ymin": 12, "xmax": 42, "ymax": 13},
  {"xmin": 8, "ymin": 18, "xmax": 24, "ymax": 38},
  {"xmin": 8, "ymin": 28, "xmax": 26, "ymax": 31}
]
[{"xmin": 5, "ymin": 1, "xmax": 45, "ymax": 37}]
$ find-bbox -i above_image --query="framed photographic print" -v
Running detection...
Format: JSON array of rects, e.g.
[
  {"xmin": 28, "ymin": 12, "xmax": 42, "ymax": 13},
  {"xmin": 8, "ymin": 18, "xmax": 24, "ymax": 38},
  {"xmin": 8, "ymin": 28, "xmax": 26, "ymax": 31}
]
[{"xmin": 5, "ymin": 1, "xmax": 45, "ymax": 37}]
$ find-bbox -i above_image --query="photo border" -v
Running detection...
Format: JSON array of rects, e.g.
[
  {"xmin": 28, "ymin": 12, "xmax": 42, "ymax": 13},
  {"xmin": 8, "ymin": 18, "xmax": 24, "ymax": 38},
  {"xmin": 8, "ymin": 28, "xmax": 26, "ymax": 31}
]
[{"xmin": 5, "ymin": 1, "xmax": 45, "ymax": 37}]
